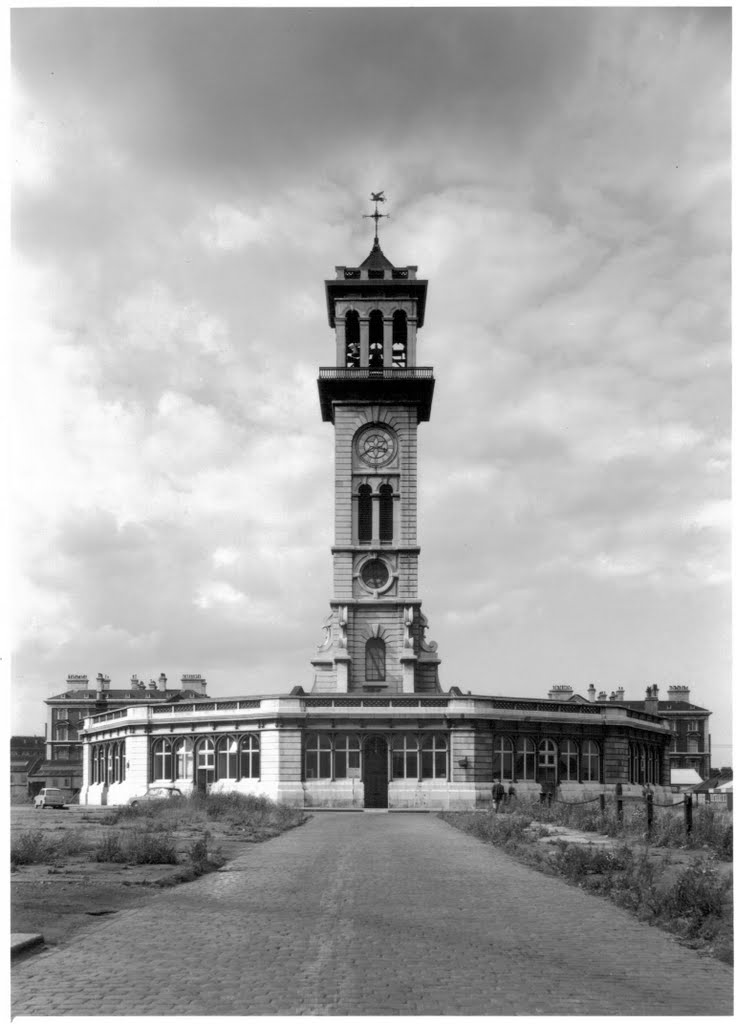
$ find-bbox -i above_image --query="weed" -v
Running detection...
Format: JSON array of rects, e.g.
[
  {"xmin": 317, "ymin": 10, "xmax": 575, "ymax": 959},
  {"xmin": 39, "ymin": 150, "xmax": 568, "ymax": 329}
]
[{"xmin": 11, "ymin": 831, "xmax": 52, "ymax": 866}]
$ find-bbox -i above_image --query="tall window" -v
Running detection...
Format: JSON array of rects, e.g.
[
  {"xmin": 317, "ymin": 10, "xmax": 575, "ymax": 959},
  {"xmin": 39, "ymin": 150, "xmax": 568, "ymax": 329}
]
[
  {"xmin": 345, "ymin": 310, "xmax": 360, "ymax": 367},
  {"xmin": 515, "ymin": 738, "xmax": 536, "ymax": 780},
  {"xmin": 334, "ymin": 735, "xmax": 361, "ymax": 779},
  {"xmin": 559, "ymin": 740, "xmax": 579, "ymax": 782},
  {"xmin": 368, "ymin": 310, "xmax": 384, "ymax": 367},
  {"xmin": 175, "ymin": 739, "xmax": 193, "ymax": 780},
  {"xmin": 152, "ymin": 739, "xmax": 173, "ymax": 782},
  {"xmin": 239, "ymin": 735, "xmax": 260, "ymax": 779},
  {"xmin": 493, "ymin": 737, "xmax": 514, "ymax": 781},
  {"xmin": 91, "ymin": 746, "xmax": 98, "ymax": 784},
  {"xmin": 217, "ymin": 737, "xmax": 239, "ymax": 779},
  {"xmin": 196, "ymin": 738, "xmax": 215, "ymax": 775},
  {"xmin": 305, "ymin": 734, "xmax": 332, "ymax": 780},
  {"xmin": 421, "ymin": 735, "xmax": 448, "ymax": 779},
  {"xmin": 358, "ymin": 485, "xmax": 372, "ymax": 543},
  {"xmin": 365, "ymin": 637, "xmax": 386, "ymax": 681},
  {"xmin": 539, "ymin": 739, "xmax": 557, "ymax": 782},
  {"xmin": 392, "ymin": 734, "xmax": 419, "ymax": 779},
  {"xmin": 581, "ymin": 740, "xmax": 600, "ymax": 782},
  {"xmin": 379, "ymin": 484, "xmax": 393, "ymax": 542},
  {"xmin": 392, "ymin": 310, "xmax": 407, "ymax": 367}
]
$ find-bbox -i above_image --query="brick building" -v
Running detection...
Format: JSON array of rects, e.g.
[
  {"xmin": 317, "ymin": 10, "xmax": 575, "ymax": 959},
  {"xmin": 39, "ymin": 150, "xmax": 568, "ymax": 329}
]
[
  {"xmin": 36, "ymin": 672, "xmax": 209, "ymax": 798},
  {"xmin": 10, "ymin": 735, "xmax": 45, "ymax": 802},
  {"xmin": 80, "ymin": 220, "xmax": 672, "ymax": 809}
]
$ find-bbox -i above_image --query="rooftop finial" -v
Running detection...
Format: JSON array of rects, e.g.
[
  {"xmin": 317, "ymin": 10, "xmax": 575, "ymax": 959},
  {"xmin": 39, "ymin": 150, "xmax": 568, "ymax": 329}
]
[{"xmin": 363, "ymin": 190, "xmax": 389, "ymax": 245}]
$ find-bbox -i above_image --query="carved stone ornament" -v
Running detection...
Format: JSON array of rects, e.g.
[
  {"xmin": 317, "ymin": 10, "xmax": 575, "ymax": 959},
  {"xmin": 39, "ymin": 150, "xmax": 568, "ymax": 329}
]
[
  {"xmin": 403, "ymin": 606, "xmax": 414, "ymax": 649},
  {"xmin": 418, "ymin": 611, "xmax": 439, "ymax": 653}
]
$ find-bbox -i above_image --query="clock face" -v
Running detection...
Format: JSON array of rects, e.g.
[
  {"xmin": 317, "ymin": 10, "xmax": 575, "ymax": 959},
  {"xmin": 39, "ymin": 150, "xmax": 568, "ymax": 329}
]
[
  {"xmin": 358, "ymin": 427, "xmax": 397, "ymax": 468},
  {"xmin": 360, "ymin": 558, "xmax": 389, "ymax": 590}
]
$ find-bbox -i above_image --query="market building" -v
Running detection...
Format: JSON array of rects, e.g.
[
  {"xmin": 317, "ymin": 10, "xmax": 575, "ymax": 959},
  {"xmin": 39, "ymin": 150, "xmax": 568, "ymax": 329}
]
[{"xmin": 80, "ymin": 215, "xmax": 673, "ymax": 809}]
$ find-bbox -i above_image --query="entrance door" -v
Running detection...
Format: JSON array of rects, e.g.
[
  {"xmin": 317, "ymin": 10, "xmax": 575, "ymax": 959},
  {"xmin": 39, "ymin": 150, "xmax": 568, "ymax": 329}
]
[{"xmin": 363, "ymin": 735, "xmax": 388, "ymax": 808}]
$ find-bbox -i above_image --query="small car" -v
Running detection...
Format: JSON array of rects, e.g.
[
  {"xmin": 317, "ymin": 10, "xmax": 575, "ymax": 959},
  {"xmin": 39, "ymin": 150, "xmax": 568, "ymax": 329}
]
[
  {"xmin": 34, "ymin": 787, "xmax": 66, "ymax": 809},
  {"xmin": 128, "ymin": 786, "xmax": 183, "ymax": 807}
]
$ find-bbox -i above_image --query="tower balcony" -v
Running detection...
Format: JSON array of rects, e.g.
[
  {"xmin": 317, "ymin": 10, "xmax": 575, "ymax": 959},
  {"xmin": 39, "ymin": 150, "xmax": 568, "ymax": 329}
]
[{"xmin": 318, "ymin": 366, "xmax": 435, "ymax": 423}]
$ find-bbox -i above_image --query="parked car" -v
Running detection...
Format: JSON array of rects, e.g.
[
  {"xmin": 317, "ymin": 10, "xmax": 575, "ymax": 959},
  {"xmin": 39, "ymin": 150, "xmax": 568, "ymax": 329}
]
[
  {"xmin": 128, "ymin": 786, "xmax": 183, "ymax": 807},
  {"xmin": 34, "ymin": 787, "xmax": 66, "ymax": 809}
]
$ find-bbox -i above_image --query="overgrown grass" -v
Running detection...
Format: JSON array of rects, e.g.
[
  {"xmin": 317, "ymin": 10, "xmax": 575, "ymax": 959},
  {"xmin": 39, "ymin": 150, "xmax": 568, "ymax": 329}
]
[
  {"xmin": 107, "ymin": 790, "xmax": 307, "ymax": 836},
  {"xmin": 441, "ymin": 810, "xmax": 733, "ymax": 963},
  {"xmin": 11, "ymin": 830, "xmax": 86, "ymax": 867},
  {"xmin": 515, "ymin": 797, "xmax": 732, "ymax": 859},
  {"xmin": 94, "ymin": 829, "xmax": 179, "ymax": 865}
]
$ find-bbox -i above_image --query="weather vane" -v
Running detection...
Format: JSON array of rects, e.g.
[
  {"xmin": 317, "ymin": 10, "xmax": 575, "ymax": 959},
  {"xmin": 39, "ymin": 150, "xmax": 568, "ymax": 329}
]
[{"xmin": 363, "ymin": 191, "xmax": 389, "ymax": 244}]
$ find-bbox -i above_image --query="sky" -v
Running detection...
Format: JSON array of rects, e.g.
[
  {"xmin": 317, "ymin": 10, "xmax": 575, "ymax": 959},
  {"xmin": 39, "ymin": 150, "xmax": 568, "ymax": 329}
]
[{"xmin": 11, "ymin": 8, "xmax": 732, "ymax": 766}]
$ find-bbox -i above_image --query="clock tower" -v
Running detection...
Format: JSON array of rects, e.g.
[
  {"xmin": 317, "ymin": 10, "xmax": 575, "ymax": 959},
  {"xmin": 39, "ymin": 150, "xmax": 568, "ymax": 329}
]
[{"xmin": 312, "ymin": 204, "xmax": 441, "ymax": 695}]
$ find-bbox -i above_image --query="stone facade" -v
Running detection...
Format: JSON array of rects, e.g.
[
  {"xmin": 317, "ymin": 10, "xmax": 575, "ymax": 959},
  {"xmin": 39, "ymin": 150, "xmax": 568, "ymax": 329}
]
[{"xmin": 78, "ymin": 231, "xmax": 674, "ymax": 811}]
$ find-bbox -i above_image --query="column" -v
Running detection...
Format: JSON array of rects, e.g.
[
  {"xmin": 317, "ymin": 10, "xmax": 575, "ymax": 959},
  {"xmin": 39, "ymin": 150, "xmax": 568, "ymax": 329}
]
[
  {"xmin": 359, "ymin": 317, "xmax": 369, "ymax": 367},
  {"xmin": 335, "ymin": 317, "xmax": 346, "ymax": 367},
  {"xmin": 407, "ymin": 317, "xmax": 418, "ymax": 367}
]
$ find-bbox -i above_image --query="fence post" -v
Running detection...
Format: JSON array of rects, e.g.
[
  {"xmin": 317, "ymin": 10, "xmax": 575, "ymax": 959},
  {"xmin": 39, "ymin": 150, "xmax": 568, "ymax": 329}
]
[
  {"xmin": 614, "ymin": 782, "xmax": 626, "ymax": 823},
  {"xmin": 684, "ymin": 793, "xmax": 693, "ymax": 834},
  {"xmin": 705, "ymin": 790, "xmax": 711, "ymax": 804},
  {"xmin": 728, "ymin": 793, "xmax": 733, "ymax": 813},
  {"xmin": 646, "ymin": 792, "xmax": 653, "ymax": 837},
  {"xmin": 599, "ymin": 793, "xmax": 606, "ymax": 814}
]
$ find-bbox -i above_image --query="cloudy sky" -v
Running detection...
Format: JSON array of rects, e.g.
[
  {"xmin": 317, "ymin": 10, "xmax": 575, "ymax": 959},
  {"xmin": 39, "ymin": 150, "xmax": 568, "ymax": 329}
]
[{"xmin": 12, "ymin": 8, "xmax": 731, "ymax": 764}]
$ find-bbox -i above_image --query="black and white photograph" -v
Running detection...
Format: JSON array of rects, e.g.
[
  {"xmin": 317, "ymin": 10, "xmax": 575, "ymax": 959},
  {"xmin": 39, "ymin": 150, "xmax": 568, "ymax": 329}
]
[{"xmin": 11, "ymin": 6, "xmax": 732, "ymax": 1016}]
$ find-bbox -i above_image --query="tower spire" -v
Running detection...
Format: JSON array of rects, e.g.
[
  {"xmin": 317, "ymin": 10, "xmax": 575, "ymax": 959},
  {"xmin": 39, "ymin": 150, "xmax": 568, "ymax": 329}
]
[{"xmin": 363, "ymin": 190, "xmax": 389, "ymax": 245}]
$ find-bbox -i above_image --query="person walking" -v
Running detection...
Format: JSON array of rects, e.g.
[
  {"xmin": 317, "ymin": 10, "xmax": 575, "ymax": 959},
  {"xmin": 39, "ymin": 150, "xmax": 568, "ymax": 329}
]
[{"xmin": 491, "ymin": 778, "xmax": 505, "ymax": 813}]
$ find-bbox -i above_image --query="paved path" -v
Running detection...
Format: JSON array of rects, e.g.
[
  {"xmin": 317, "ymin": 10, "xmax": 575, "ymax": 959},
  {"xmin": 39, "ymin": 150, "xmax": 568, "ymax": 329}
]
[{"xmin": 12, "ymin": 813, "xmax": 733, "ymax": 1016}]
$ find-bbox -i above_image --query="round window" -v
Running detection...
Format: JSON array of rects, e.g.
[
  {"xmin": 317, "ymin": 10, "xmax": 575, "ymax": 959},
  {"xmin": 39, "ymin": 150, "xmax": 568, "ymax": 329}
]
[{"xmin": 360, "ymin": 558, "xmax": 389, "ymax": 590}]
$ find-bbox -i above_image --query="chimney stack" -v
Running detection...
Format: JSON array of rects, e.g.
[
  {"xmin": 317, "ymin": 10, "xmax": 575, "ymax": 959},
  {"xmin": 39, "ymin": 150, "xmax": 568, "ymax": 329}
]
[
  {"xmin": 181, "ymin": 674, "xmax": 207, "ymax": 696},
  {"xmin": 596, "ymin": 691, "xmax": 607, "ymax": 702},
  {"xmin": 667, "ymin": 685, "xmax": 690, "ymax": 704},
  {"xmin": 548, "ymin": 684, "xmax": 574, "ymax": 701},
  {"xmin": 158, "ymin": 672, "xmax": 168, "ymax": 691},
  {"xmin": 587, "ymin": 684, "xmax": 596, "ymax": 702},
  {"xmin": 644, "ymin": 685, "xmax": 659, "ymax": 715},
  {"xmin": 66, "ymin": 674, "xmax": 88, "ymax": 692},
  {"xmin": 96, "ymin": 672, "xmax": 110, "ymax": 693}
]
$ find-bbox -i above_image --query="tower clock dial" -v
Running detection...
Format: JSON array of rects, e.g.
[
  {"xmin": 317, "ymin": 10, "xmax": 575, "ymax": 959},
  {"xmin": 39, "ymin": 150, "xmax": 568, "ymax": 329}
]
[{"xmin": 358, "ymin": 427, "xmax": 397, "ymax": 468}]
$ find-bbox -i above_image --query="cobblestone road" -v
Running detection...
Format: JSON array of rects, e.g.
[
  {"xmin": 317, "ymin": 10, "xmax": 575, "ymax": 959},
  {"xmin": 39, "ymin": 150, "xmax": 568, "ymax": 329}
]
[{"xmin": 12, "ymin": 813, "xmax": 733, "ymax": 1016}]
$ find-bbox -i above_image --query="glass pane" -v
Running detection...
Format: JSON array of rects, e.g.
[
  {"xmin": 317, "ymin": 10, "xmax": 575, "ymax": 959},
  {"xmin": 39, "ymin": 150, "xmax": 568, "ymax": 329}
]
[
  {"xmin": 406, "ymin": 752, "xmax": 418, "ymax": 779},
  {"xmin": 421, "ymin": 750, "xmax": 433, "ymax": 779},
  {"xmin": 306, "ymin": 751, "xmax": 318, "ymax": 780},
  {"xmin": 334, "ymin": 750, "xmax": 347, "ymax": 778},
  {"xmin": 319, "ymin": 750, "xmax": 331, "ymax": 779},
  {"xmin": 392, "ymin": 752, "xmax": 404, "ymax": 779}
]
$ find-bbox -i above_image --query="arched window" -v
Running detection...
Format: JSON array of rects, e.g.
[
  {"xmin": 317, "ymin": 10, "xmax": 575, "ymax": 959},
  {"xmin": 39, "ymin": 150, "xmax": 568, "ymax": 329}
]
[
  {"xmin": 175, "ymin": 738, "xmax": 193, "ymax": 780},
  {"xmin": 493, "ymin": 737, "xmax": 515, "ymax": 781},
  {"xmin": 421, "ymin": 734, "xmax": 448, "ymax": 779},
  {"xmin": 515, "ymin": 738, "xmax": 536, "ymax": 781},
  {"xmin": 365, "ymin": 637, "xmax": 386, "ymax": 682},
  {"xmin": 379, "ymin": 484, "xmax": 393, "ymax": 542},
  {"xmin": 91, "ymin": 745, "xmax": 98, "ymax": 784},
  {"xmin": 239, "ymin": 734, "xmax": 260, "ymax": 779},
  {"xmin": 111, "ymin": 743, "xmax": 120, "ymax": 783},
  {"xmin": 97, "ymin": 746, "xmax": 105, "ymax": 784},
  {"xmin": 345, "ymin": 310, "xmax": 360, "ymax": 367},
  {"xmin": 106, "ymin": 745, "xmax": 114, "ymax": 784},
  {"xmin": 392, "ymin": 734, "xmax": 419, "ymax": 779},
  {"xmin": 152, "ymin": 739, "xmax": 173, "ymax": 782},
  {"xmin": 538, "ymin": 739, "xmax": 557, "ymax": 783},
  {"xmin": 581, "ymin": 740, "xmax": 600, "ymax": 782},
  {"xmin": 646, "ymin": 747, "xmax": 654, "ymax": 784},
  {"xmin": 392, "ymin": 310, "xmax": 407, "ymax": 367},
  {"xmin": 368, "ymin": 310, "xmax": 384, "ymax": 367},
  {"xmin": 559, "ymin": 740, "xmax": 579, "ymax": 782},
  {"xmin": 358, "ymin": 484, "xmax": 372, "ymax": 543},
  {"xmin": 334, "ymin": 734, "xmax": 361, "ymax": 779},
  {"xmin": 305, "ymin": 734, "xmax": 332, "ymax": 780},
  {"xmin": 217, "ymin": 737, "xmax": 239, "ymax": 779}
]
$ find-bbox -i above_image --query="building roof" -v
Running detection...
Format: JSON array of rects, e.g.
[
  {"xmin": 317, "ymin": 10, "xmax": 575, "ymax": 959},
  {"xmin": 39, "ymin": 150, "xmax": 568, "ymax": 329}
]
[
  {"xmin": 359, "ymin": 240, "xmax": 395, "ymax": 271},
  {"xmin": 614, "ymin": 700, "xmax": 710, "ymax": 714},
  {"xmin": 47, "ymin": 689, "xmax": 210, "ymax": 702},
  {"xmin": 28, "ymin": 760, "xmax": 82, "ymax": 776},
  {"xmin": 670, "ymin": 768, "xmax": 703, "ymax": 787}
]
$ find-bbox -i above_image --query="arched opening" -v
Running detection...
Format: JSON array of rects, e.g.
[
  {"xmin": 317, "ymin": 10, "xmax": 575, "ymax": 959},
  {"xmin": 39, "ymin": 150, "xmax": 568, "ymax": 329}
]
[
  {"xmin": 345, "ymin": 310, "xmax": 360, "ymax": 367},
  {"xmin": 379, "ymin": 484, "xmax": 393, "ymax": 542},
  {"xmin": 368, "ymin": 310, "xmax": 384, "ymax": 368},
  {"xmin": 358, "ymin": 484, "xmax": 372, "ymax": 543},
  {"xmin": 365, "ymin": 636, "xmax": 386, "ymax": 682},
  {"xmin": 392, "ymin": 310, "xmax": 407, "ymax": 367}
]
